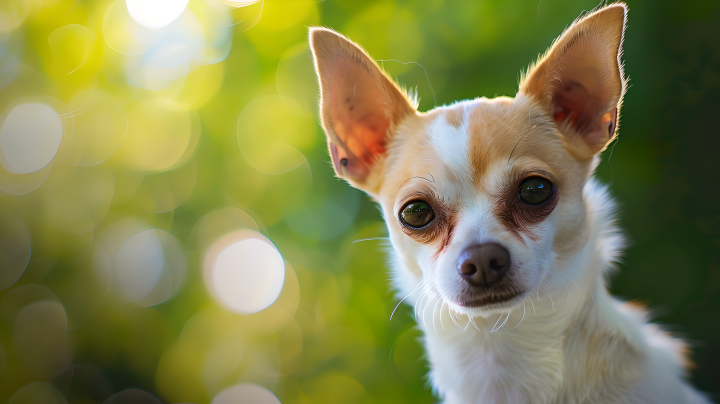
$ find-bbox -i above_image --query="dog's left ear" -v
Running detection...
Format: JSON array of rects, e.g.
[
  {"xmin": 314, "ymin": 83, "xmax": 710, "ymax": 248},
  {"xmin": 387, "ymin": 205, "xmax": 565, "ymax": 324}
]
[
  {"xmin": 520, "ymin": 3, "xmax": 627, "ymax": 159},
  {"xmin": 309, "ymin": 27, "xmax": 416, "ymax": 194}
]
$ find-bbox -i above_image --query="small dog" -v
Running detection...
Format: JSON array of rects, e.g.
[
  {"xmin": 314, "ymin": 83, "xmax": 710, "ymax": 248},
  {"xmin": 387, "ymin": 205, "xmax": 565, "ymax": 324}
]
[{"xmin": 310, "ymin": 4, "xmax": 711, "ymax": 403}]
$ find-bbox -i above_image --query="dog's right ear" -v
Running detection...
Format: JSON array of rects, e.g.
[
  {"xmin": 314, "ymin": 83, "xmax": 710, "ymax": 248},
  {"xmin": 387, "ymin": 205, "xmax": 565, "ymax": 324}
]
[
  {"xmin": 309, "ymin": 27, "xmax": 416, "ymax": 194},
  {"xmin": 520, "ymin": 4, "xmax": 627, "ymax": 160}
]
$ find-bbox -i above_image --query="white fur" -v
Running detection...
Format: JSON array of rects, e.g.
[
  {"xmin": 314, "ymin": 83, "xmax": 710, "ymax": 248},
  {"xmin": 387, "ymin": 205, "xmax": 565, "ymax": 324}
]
[
  {"xmin": 388, "ymin": 179, "xmax": 711, "ymax": 404},
  {"xmin": 428, "ymin": 105, "xmax": 474, "ymax": 183}
]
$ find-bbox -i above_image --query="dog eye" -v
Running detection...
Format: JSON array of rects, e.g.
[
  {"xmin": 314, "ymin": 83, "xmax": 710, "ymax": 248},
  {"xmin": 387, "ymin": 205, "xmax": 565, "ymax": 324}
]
[
  {"xmin": 518, "ymin": 177, "xmax": 553, "ymax": 205},
  {"xmin": 400, "ymin": 201, "xmax": 435, "ymax": 228}
]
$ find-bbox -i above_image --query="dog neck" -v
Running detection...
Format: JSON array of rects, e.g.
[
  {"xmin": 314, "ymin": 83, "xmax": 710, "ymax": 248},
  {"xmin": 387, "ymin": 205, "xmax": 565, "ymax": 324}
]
[{"xmin": 393, "ymin": 179, "xmax": 654, "ymax": 403}]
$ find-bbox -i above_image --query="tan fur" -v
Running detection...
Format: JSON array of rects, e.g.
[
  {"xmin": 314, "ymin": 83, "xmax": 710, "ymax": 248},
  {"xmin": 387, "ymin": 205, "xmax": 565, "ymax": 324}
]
[{"xmin": 444, "ymin": 107, "xmax": 465, "ymax": 129}]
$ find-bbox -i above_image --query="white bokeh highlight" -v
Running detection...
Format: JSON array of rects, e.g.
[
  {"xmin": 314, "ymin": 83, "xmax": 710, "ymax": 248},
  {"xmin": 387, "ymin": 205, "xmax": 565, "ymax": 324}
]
[
  {"xmin": 211, "ymin": 384, "xmax": 281, "ymax": 404},
  {"xmin": 126, "ymin": 0, "xmax": 189, "ymax": 30},
  {"xmin": 116, "ymin": 229, "xmax": 165, "ymax": 303},
  {"xmin": 97, "ymin": 220, "xmax": 187, "ymax": 306},
  {"xmin": 204, "ymin": 230, "xmax": 285, "ymax": 315},
  {"xmin": 124, "ymin": 11, "xmax": 205, "ymax": 90},
  {"xmin": 0, "ymin": 103, "xmax": 62, "ymax": 174}
]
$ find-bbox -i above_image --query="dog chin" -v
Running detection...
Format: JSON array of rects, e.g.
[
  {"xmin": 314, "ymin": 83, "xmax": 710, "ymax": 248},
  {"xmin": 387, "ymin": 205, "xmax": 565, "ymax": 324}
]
[{"xmin": 449, "ymin": 290, "xmax": 529, "ymax": 317}]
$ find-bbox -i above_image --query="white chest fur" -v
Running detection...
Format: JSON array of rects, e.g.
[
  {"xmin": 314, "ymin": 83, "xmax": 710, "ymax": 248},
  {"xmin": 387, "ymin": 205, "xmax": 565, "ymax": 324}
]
[{"xmin": 412, "ymin": 281, "xmax": 709, "ymax": 404}]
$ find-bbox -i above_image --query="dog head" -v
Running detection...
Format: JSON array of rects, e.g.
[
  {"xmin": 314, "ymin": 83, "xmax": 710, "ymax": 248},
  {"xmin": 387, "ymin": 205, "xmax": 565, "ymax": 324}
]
[{"xmin": 310, "ymin": 4, "xmax": 627, "ymax": 316}]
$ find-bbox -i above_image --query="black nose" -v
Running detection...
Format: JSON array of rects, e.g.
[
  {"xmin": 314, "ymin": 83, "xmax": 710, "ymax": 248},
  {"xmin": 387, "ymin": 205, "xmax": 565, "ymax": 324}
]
[{"xmin": 457, "ymin": 243, "xmax": 511, "ymax": 287}]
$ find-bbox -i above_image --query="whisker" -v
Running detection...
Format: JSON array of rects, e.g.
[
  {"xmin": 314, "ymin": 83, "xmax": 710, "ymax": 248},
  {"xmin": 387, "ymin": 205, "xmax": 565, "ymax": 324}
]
[
  {"xmin": 498, "ymin": 312, "xmax": 510, "ymax": 331},
  {"xmin": 438, "ymin": 300, "xmax": 447, "ymax": 331},
  {"xmin": 423, "ymin": 292, "xmax": 436, "ymax": 331},
  {"xmin": 530, "ymin": 298, "xmax": 537, "ymax": 316},
  {"xmin": 469, "ymin": 316, "xmax": 482, "ymax": 333},
  {"xmin": 414, "ymin": 288, "xmax": 430, "ymax": 320},
  {"xmin": 375, "ymin": 59, "xmax": 438, "ymax": 106},
  {"xmin": 419, "ymin": 292, "xmax": 433, "ymax": 323},
  {"xmin": 513, "ymin": 302, "xmax": 526, "ymax": 329},
  {"xmin": 542, "ymin": 284, "xmax": 555, "ymax": 311},
  {"xmin": 352, "ymin": 237, "xmax": 389, "ymax": 243},
  {"xmin": 390, "ymin": 281, "xmax": 424, "ymax": 321},
  {"xmin": 415, "ymin": 289, "xmax": 430, "ymax": 327},
  {"xmin": 582, "ymin": 203, "xmax": 624, "ymax": 216},
  {"xmin": 431, "ymin": 295, "xmax": 440, "ymax": 335},
  {"xmin": 608, "ymin": 137, "xmax": 619, "ymax": 190},
  {"xmin": 507, "ymin": 124, "xmax": 538, "ymax": 165},
  {"xmin": 397, "ymin": 267, "xmax": 423, "ymax": 279},
  {"xmin": 547, "ymin": 297, "xmax": 555, "ymax": 311},
  {"xmin": 449, "ymin": 307, "xmax": 462, "ymax": 329},
  {"xmin": 490, "ymin": 313, "xmax": 504, "ymax": 332},
  {"xmin": 491, "ymin": 312, "xmax": 510, "ymax": 332}
]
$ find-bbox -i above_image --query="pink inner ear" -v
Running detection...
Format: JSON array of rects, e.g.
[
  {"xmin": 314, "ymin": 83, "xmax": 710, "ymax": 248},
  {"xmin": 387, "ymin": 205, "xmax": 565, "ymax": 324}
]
[
  {"xmin": 553, "ymin": 81, "xmax": 596, "ymax": 130},
  {"xmin": 331, "ymin": 111, "xmax": 390, "ymax": 180},
  {"xmin": 324, "ymin": 58, "xmax": 394, "ymax": 180},
  {"xmin": 552, "ymin": 80, "xmax": 617, "ymax": 146}
]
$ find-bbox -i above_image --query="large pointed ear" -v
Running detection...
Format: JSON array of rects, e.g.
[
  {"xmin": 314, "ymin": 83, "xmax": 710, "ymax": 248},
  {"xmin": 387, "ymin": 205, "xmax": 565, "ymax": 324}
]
[
  {"xmin": 309, "ymin": 27, "xmax": 416, "ymax": 193},
  {"xmin": 520, "ymin": 3, "xmax": 627, "ymax": 159}
]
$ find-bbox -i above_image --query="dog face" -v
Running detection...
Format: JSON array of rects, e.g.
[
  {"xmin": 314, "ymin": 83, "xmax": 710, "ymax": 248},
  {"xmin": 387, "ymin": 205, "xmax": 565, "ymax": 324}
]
[{"xmin": 310, "ymin": 4, "xmax": 626, "ymax": 317}]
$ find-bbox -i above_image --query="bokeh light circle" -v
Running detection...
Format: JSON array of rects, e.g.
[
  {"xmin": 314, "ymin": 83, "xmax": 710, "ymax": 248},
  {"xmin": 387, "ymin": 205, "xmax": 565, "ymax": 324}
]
[
  {"xmin": 204, "ymin": 230, "xmax": 285, "ymax": 315},
  {"xmin": 116, "ymin": 229, "xmax": 165, "ymax": 302},
  {"xmin": 124, "ymin": 10, "xmax": 205, "ymax": 90},
  {"xmin": 0, "ymin": 103, "xmax": 62, "ymax": 174},
  {"xmin": 0, "ymin": 97, "xmax": 72, "ymax": 195},
  {"xmin": 98, "ymin": 219, "xmax": 186, "ymax": 305},
  {"xmin": 126, "ymin": 0, "xmax": 189, "ymax": 30},
  {"xmin": 211, "ymin": 384, "xmax": 281, "ymax": 404}
]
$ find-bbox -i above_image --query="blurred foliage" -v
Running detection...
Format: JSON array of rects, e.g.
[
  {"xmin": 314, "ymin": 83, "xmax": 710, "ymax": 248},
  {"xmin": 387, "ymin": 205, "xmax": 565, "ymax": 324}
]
[{"xmin": 0, "ymin": 0, "xmax": 718, "ymax": 403}]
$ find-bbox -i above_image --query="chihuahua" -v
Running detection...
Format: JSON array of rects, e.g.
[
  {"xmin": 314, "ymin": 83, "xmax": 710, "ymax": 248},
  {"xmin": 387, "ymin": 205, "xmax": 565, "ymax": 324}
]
[{"xmin": 309, "ymin": 3, "xmax": 711, "ymax": 403}]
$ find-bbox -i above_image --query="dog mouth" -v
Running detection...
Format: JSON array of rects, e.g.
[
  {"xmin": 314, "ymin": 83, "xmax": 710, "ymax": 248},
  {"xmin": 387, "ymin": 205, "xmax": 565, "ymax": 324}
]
[{"xmin": 456, "ymin": 291, "xmax": 523, "ymax": 308}]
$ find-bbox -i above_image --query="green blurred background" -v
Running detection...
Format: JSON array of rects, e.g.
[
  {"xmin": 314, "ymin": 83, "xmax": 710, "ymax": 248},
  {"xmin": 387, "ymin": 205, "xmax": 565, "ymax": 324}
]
[{"xmin": 0, "ymin": 0, "xmax": 718, "ymax": 402}]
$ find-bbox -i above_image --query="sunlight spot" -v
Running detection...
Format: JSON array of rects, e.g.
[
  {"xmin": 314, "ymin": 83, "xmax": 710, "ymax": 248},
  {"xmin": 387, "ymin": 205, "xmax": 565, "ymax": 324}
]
[
  {"xmin": 204, "ymin": 230, "xmax": 285, "ymax": 315},
  {"xmin": 0, "ymin": 103, "xmax": 62, "ymax": 174},
  {"xmin": 126, "ymin": 0, "xmax": 189, "ymax": 30}
]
